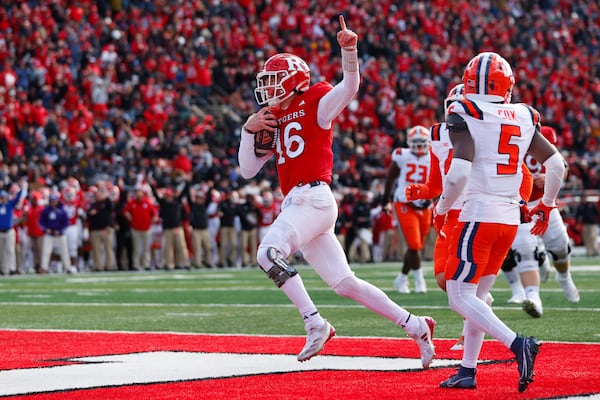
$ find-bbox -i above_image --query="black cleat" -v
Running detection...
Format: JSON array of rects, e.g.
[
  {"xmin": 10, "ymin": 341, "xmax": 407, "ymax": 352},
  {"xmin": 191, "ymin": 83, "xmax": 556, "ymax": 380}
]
[
  {"xmin": 440, "ymin": 366, "xmax": 477, "ymax": 389},
  {"xmin": 512, "ymin": 335, "xmax": 541, "ymax": 392}
]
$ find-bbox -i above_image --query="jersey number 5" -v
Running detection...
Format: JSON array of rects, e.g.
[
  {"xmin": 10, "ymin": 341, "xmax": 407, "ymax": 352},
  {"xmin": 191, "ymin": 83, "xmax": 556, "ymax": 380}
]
[{"xmin": 497, "ymin": 124, "xmax": 520, "ymax": 175}]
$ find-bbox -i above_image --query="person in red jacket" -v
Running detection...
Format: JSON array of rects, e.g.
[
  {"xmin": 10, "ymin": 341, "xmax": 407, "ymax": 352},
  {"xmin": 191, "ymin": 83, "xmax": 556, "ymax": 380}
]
[
  {"xmin": 23, "ymin": 192, "xmax": 47, "ymax": 274},
  {"xmin": 123, "ymin": 186, "xmax": 157, "ymax": 270}
]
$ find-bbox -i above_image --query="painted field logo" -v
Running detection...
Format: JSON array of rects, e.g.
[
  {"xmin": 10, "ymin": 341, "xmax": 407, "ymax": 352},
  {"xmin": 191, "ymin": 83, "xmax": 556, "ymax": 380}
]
[
  {"xmin": 0, "ymin": 330, "xmax": 598, "ymax": 400},
  {"xmin": 0, "ymin": 352, "xmax": 462, "ymax": 396}
]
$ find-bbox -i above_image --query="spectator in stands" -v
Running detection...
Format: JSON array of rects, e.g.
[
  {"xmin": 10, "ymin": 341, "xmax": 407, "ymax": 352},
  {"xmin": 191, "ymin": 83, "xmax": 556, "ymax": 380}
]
[
  {"xmin": 0, "ymin": 0, "xmax": 596, "ymax": 271},
  {"xmin": 576, "ymin": 195, "xmax": 600, "ymax": 257}
]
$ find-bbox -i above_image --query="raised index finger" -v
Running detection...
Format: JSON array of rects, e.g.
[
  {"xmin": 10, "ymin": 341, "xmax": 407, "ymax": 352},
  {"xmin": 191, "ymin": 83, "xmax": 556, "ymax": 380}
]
[{"xmin": 339, "ymin": 15, "xmax": 347, "ymax": 30}]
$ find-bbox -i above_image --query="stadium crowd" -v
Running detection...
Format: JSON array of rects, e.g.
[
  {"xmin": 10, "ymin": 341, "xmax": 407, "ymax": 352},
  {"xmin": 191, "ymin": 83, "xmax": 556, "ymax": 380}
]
[{"xmin": 0, "ymin": 0, "xmax": 598, "ymax": 274}]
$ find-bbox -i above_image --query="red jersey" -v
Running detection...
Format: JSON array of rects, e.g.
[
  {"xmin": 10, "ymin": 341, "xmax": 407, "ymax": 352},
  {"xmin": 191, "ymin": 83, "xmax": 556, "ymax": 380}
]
[
  {"xmin": 523, "ymin": 153, "xmax": 545, "ymax": 202},
  {"xmin": 270, "ymin": 82, "xmax": 334, "ymax": 195},
  {"xmin": 123, "ymin": 197, "xmax": 156, "ymax": 231},
  {"xmin": 257, "ymin": 203, "xmax": 278, "ymax": 227},
  {"xmin": 25, "ymin": 204, "xmax": 45, "ymax": 238},
  {"xmin": 63, "ymin": 199, "xmax": 83, "ymax": 226}
]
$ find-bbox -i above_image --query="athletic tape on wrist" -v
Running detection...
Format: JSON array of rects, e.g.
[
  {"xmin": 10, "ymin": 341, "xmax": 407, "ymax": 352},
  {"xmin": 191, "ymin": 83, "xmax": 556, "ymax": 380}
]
[{"xmin": 342, "ymin": 47, "xmax": 358, "ymax": 72}]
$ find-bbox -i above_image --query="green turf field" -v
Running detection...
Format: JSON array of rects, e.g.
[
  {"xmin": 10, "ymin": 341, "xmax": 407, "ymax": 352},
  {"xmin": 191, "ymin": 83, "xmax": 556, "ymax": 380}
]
[{"xmin": 0, "ymin": 257, "xmax": 598, "ymax": 343}]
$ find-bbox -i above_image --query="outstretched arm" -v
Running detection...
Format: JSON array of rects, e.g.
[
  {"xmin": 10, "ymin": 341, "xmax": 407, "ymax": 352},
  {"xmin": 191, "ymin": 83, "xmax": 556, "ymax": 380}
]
[{"xmin": 317, "ymin": 15, "xmax": 360, "ymax": 129}]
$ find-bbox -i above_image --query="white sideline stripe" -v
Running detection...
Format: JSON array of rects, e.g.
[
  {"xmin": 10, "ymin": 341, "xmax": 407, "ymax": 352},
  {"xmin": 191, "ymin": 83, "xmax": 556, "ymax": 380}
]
[
  {"xmin": 0, "ymin": 287, "xmax": 595, "ymax": 294},
  {"xmin": 1, "ymin": 327, "xmax": 600, "ymax": 345},
  {"xmin": 0, "ymin": 301, "xmax": 598, "ymax": 313}
]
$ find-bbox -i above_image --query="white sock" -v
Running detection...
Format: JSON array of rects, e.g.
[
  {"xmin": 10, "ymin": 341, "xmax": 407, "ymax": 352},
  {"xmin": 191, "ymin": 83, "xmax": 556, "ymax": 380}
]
[
  {"xmin": 556, "ymin": 270, "xmax": 571, "ymax": 281},
  {"xmin": 413, "ymin": 269, "xmax": 424, "ymax": 280},
  {"xmin": 504, "ymin": 269, "xmax": 525, "ymax": 298},
  {"xmin": 280, "ymin": 274, "xmax": 324, "ymax": 329},
  {"xmin": 524, "ymin": 285, "xmax": 541, "ymax": 301}
]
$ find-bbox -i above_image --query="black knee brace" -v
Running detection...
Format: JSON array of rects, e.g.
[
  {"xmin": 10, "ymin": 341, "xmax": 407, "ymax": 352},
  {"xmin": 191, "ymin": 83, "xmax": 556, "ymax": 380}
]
[
  {"xmin": 501, "ymin": 248, "xmax": 517, "ymax": 272},
  {"xmin": 265, "ymin": 247, "xmax": 298, "ymax": 287}
]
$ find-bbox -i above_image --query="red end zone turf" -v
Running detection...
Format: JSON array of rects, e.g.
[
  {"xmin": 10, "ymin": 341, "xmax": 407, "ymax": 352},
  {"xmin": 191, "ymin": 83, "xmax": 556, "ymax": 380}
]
[{"xmin": 0, "ymin": 330, "xmax": 598, "ymax": 400}]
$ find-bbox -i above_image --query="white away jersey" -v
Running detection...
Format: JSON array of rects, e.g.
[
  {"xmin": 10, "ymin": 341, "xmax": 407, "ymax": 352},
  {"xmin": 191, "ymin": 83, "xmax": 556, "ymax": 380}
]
[
  {"xmin": 430, "ymin": 122, "xmax": 465, "ymax": 211},
  {"xmin": 390, "ymin": 147, "xmax": 430, "ymax": 204},
  {"xmin": 447, "ymin": 98, "xmax": 539, "ymax": 224}
]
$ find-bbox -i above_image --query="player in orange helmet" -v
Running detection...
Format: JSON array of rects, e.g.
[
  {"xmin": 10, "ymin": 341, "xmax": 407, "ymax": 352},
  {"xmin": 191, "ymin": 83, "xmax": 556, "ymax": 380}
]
[
  {"xmin": 382, "ymin": 125, "xmax": 432, "ymax": 294},
  {"xmin": 435, "ymin": 52, "xmax": 563, "ymax": 391}
]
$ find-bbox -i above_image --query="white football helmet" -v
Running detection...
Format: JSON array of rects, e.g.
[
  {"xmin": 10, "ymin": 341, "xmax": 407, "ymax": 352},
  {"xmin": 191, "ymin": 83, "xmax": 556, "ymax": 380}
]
[
  {"xmin": 62, "ymin": 186, "xmax": 77, "ymax": 202},
  {"xmin": 407, "ymin": 125, "xmax": 430, "ymax": 156},
  {"xmin": 254, "ymin": 53, "xmax": 310, "ymax": 106},
  {"xmin": 444, "ymin": 83, "xmax": 465, "ymax": 118}
]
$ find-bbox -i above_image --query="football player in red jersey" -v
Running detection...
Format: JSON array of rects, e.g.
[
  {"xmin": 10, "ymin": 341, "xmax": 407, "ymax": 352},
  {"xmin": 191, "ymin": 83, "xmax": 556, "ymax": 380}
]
[
  {"xmin": 238, "ymin": 15, "xmax": 436, "ymax": 367},
  {"xmin": 62, "ymin": 184, "xmax": 85, "ymax": 272}
]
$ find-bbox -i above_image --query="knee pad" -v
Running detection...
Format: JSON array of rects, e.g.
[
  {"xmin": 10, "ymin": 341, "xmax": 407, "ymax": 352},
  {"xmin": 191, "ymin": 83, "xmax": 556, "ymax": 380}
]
[
  {"xmin": 500, "ymin": 249, "xmax": 517, "ymax": 272},
  {"xmin": 258, "ymin": 247, "xmax": 298, "ymax": 288},
  {"xmin": 547, "ymin": 243, "xmax": 571, "ymax": 264},
  {"xmin": 534, "ymin": 247, "xmax": 547, "ymax": 268},
  {"xmin": 514, "ymin": 247, "xmax": 539, "ymax": 274}
]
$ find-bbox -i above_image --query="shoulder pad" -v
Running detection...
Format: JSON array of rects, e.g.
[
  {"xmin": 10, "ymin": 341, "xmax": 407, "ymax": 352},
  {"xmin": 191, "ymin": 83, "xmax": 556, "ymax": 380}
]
[
  {"xmin": 451, "ymin": 100, "xmax": 484, "ymax": 120},
  {"xmin": 522, "ymin": 104, "xmax": 541, "ymax": 126},
  {"xmin": 446, "ymin": 113, "xmax": 469, "ymax": 132},
  {"xmin": 430, "ymin": 123, "xmax": 442, "ymax": 141}
]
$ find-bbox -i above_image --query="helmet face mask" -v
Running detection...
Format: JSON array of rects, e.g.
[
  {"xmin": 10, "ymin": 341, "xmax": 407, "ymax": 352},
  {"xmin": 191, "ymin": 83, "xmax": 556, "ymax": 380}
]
[
  {"xmin": 444, "ymin": 83, "xmax": 465, "ymax": 118},
  {"xmin": 407, "ymin": 125, "xmax": 430, "ymax": 156},
  {"xmin": 254, "ymin": 53, "xmax": 310, "ymax": 106},
  {"xmin": 62, "ymin": 187, "xmax": 76, "ymax": 202},
  {"xmin": 462, "ymin": 52, "xmax": 514, "ymax": 103}
]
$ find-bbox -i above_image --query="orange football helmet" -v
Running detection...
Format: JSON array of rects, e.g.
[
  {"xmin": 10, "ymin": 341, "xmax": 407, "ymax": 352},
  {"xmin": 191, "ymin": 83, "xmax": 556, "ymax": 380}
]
[
  {"xmin": 462, "ymin": 52, "xmax": 514, "ymax": 103},
  {"xmin": 254, "ymin": 53, "xmax": 310, "ymax": 106},
  {"xmin": 407, "ymin": 125, "xmax": 431, "ymax": 156}
]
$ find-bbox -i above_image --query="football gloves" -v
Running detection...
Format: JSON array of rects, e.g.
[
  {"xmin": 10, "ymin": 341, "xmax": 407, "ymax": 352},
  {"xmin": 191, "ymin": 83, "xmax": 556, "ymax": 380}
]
[
  {"xmin": 432, "ymin": 207, "xmax": 447, "ymax": 239},
  {"xmin": 519, "ymin": 200, "xmax": 532, "ymax": 224},
  {"xmin": 405, "ymin": 184, "xmax": 429, "ymax": 201},
  {"xmin": 529, "ymin": 202, "xmax": 555, "ymax": 236}
]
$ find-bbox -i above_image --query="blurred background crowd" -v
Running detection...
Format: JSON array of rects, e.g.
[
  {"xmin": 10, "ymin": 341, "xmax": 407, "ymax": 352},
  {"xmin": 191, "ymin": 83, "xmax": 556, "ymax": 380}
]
[{"xmin": 0, "ymin": 0, "xmax": 598, "ymax": 274}]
